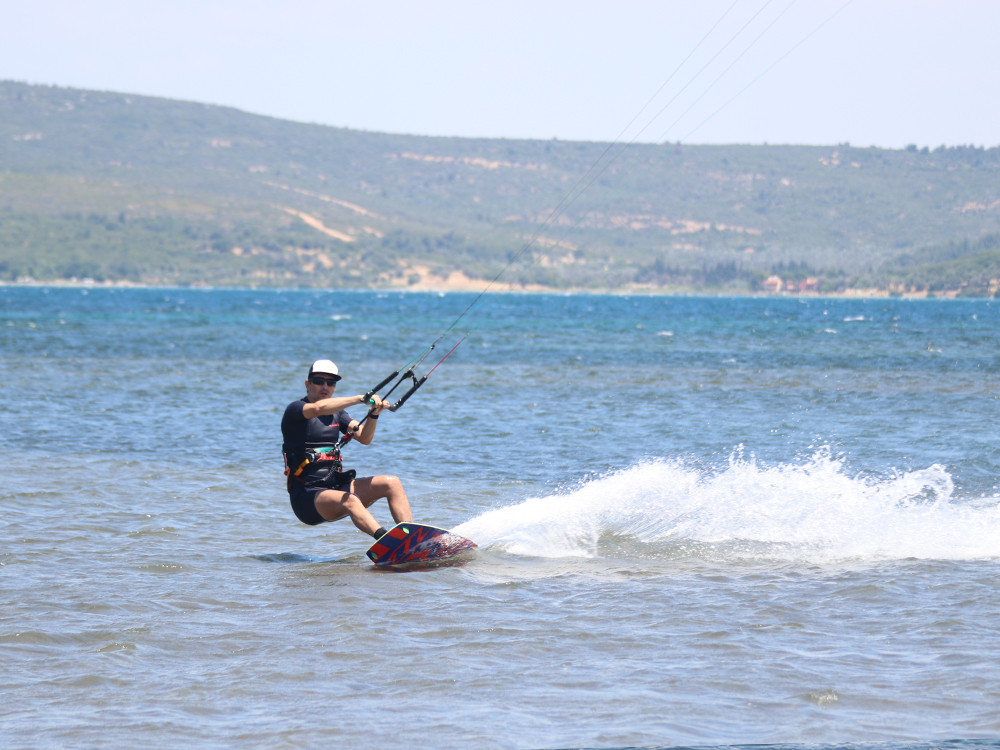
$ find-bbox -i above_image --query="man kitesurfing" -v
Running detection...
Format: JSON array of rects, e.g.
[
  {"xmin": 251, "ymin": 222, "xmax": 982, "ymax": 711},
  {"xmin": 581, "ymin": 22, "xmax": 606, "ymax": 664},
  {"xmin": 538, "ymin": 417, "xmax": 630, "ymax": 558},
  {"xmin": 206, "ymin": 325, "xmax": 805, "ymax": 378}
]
[{"xmin": 280, "ymin": 359, "xmax": 412, "ymax": 541}]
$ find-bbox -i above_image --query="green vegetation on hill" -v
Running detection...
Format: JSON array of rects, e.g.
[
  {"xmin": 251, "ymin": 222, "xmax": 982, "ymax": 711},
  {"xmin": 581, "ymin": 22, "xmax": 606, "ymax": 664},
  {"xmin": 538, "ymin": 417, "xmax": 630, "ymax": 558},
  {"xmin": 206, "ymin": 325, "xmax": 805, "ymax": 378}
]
[{"xmin": 2, "ymin": 80, "xmax": 999, "ymax": 295}]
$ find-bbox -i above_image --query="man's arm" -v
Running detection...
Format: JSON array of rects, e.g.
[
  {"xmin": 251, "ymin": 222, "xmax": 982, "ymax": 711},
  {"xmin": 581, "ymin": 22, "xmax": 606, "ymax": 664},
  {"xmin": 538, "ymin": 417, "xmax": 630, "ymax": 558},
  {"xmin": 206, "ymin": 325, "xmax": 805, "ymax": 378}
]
[
  {"xmin": 301, "ymin": 394, "xmax": 367, "ymax": 419},
  {"xmin": 347, "ymin": 396, "xmax": 390, "ymax": 445}
]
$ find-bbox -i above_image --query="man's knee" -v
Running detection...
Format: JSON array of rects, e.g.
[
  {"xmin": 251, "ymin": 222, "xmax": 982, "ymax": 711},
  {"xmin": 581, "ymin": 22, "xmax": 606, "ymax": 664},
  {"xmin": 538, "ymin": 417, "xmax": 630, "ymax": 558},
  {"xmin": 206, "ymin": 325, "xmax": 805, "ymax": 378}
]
[{"xmin": 341, "ymin": 492, "xmax": 365, "ymax": 511}]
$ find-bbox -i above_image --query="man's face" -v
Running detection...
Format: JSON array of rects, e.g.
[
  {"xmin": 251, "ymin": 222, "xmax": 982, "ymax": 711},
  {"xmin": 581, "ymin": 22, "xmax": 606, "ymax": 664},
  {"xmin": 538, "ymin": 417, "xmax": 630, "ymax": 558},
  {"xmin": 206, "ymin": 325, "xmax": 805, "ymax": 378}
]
[{"xmin": 306, "ymin": 374, "xmax": 339, "ymax": 402}]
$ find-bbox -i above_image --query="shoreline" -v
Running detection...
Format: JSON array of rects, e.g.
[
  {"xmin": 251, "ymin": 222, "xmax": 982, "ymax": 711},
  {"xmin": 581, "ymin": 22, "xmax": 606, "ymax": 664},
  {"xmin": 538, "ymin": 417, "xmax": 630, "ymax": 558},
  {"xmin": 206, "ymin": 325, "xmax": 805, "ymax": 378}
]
[{"xmin": 1, "ymin": 278, "xmax": 994, "ymax": 300}]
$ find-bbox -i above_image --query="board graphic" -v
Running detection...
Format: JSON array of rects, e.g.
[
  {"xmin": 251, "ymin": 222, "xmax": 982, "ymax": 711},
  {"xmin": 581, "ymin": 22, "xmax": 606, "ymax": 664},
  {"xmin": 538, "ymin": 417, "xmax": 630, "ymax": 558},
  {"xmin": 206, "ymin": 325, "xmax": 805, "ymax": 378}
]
[{"xmin": 366, "ymin": 523, "xmax": 476, "ymax": 568}]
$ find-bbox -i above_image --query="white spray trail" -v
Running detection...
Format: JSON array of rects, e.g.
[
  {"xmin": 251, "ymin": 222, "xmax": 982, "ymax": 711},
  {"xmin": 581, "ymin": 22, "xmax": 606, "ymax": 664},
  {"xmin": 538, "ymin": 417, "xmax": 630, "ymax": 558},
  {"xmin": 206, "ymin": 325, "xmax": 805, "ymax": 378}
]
[{"xmin": 454, "ymin": 450, "xmax": 1000, "ymax": 564}]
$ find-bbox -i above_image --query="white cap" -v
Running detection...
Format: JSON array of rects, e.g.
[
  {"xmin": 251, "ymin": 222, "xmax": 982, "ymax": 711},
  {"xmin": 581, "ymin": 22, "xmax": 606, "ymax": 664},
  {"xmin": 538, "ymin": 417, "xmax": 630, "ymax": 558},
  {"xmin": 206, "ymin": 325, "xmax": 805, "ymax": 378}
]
[{"xmin": 308, "ymin": 359, "xmax": 341, "ymax": 380}]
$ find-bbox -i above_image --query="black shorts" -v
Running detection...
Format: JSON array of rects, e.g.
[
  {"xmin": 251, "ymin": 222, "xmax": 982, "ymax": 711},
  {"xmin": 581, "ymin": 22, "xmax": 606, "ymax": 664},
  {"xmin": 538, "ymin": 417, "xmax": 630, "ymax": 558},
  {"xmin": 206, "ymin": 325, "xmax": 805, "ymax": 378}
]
[{"xmin": 287, "ymin": 471, "xmax": 355, "ymax": 526}]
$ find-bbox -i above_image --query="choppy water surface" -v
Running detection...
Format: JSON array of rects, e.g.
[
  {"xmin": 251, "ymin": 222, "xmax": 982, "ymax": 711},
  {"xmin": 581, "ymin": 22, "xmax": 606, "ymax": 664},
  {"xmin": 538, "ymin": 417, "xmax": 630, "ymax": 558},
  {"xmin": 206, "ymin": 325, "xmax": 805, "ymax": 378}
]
[{"xmin": 2, "ymin": 287, "xmax": 999, "ymax": 749}]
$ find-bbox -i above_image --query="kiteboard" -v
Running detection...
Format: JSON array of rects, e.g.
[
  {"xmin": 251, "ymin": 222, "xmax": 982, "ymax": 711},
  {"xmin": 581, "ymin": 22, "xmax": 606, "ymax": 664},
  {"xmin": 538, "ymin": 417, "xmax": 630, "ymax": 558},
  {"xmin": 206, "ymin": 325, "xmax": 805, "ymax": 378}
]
[{"xmin": 366, "ymin": 522, "xmax": 476, "ymax": 569}]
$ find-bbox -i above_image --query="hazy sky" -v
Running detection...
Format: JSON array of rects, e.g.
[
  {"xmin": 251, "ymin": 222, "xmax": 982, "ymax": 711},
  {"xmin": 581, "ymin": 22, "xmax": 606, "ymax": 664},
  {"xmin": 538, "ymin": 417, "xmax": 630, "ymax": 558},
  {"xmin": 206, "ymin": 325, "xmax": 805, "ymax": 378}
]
[{"xmin": 3, "ymin": 0, "xmax": 997, "ymax": 148}]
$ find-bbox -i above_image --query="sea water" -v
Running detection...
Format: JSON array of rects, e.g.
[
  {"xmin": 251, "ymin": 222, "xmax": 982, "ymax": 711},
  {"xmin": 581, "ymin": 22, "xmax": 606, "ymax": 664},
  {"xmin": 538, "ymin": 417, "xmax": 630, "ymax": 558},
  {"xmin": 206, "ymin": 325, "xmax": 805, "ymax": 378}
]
[{"xmin": 1, "ymin": 286, "xmax": 999, "ymax": 750}]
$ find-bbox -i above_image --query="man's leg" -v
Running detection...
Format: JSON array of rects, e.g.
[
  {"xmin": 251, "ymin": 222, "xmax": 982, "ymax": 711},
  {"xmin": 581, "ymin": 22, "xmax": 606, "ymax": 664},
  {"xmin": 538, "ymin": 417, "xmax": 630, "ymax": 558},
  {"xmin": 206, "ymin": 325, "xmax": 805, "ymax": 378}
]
[
  {"xmin": 313, "ymin": 475, "xmax": 412, "ymax": 537},
  {"xmin": 351, "ymin": 475, "xmax": 413, "ymax": 525},
  {"xmin": 314, "ymin": 488, "xmax": 382, "ymax": 536}
]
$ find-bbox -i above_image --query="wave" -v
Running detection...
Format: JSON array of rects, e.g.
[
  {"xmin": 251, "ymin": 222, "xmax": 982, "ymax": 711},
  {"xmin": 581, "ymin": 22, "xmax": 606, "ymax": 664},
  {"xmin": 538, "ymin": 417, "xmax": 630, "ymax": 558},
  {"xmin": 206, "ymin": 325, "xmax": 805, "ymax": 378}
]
[{"xmin": 454, "ymin": 449, "xmax": 1000, "ymax": 564}]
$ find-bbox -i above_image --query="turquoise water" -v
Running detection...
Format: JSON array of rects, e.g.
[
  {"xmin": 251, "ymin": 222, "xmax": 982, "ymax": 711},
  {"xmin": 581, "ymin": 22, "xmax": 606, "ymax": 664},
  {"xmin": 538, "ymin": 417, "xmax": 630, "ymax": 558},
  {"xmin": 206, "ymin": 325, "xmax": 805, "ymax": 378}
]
[{"xmin": 2, "ymin": 286, "xmax": 999, "ymax": 749}]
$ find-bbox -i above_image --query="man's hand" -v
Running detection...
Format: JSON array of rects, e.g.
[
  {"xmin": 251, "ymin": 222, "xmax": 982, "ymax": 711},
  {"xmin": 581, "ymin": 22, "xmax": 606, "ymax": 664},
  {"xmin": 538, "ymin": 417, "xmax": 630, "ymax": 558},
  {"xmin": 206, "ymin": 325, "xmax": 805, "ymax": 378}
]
[{"xmin": 368, "ymin": 394, "xmax": 390, "ymax": 415}]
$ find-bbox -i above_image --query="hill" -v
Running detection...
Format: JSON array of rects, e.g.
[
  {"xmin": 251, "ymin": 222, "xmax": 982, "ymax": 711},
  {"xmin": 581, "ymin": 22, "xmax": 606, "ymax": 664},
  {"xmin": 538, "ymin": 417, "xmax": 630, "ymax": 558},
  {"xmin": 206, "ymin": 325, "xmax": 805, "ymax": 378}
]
[{"xmin": 2, "ymin": 80, "xmax": 999, "ymax": 295}]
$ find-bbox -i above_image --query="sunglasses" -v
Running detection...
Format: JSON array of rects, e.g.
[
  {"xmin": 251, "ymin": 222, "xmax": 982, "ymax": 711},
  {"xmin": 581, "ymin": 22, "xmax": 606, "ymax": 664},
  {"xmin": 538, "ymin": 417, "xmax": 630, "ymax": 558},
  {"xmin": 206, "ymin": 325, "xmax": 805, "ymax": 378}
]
[{"xmin": 309, "ymin": 376, "xmax": 340, "ymax": 386}]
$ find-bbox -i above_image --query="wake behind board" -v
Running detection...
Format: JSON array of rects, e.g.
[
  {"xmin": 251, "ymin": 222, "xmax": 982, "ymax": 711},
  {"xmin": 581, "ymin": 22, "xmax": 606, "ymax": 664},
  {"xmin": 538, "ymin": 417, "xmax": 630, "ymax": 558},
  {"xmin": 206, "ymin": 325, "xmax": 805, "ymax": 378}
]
[{"xmin": 366, "ymin": 523, "xmax": 476, "ymax": 569}]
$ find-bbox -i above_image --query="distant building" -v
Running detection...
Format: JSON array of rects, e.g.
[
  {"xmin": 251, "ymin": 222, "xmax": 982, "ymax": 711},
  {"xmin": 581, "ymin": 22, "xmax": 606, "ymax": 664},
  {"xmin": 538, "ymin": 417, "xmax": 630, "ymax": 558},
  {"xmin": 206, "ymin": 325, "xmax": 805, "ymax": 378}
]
[
  {"xmin": 762, "ymin": 275, "xmax": 783, "ymax": 293},
  {"xmin": 762, "ymin": 275, "xmax": 818, "ymax": 294}
]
